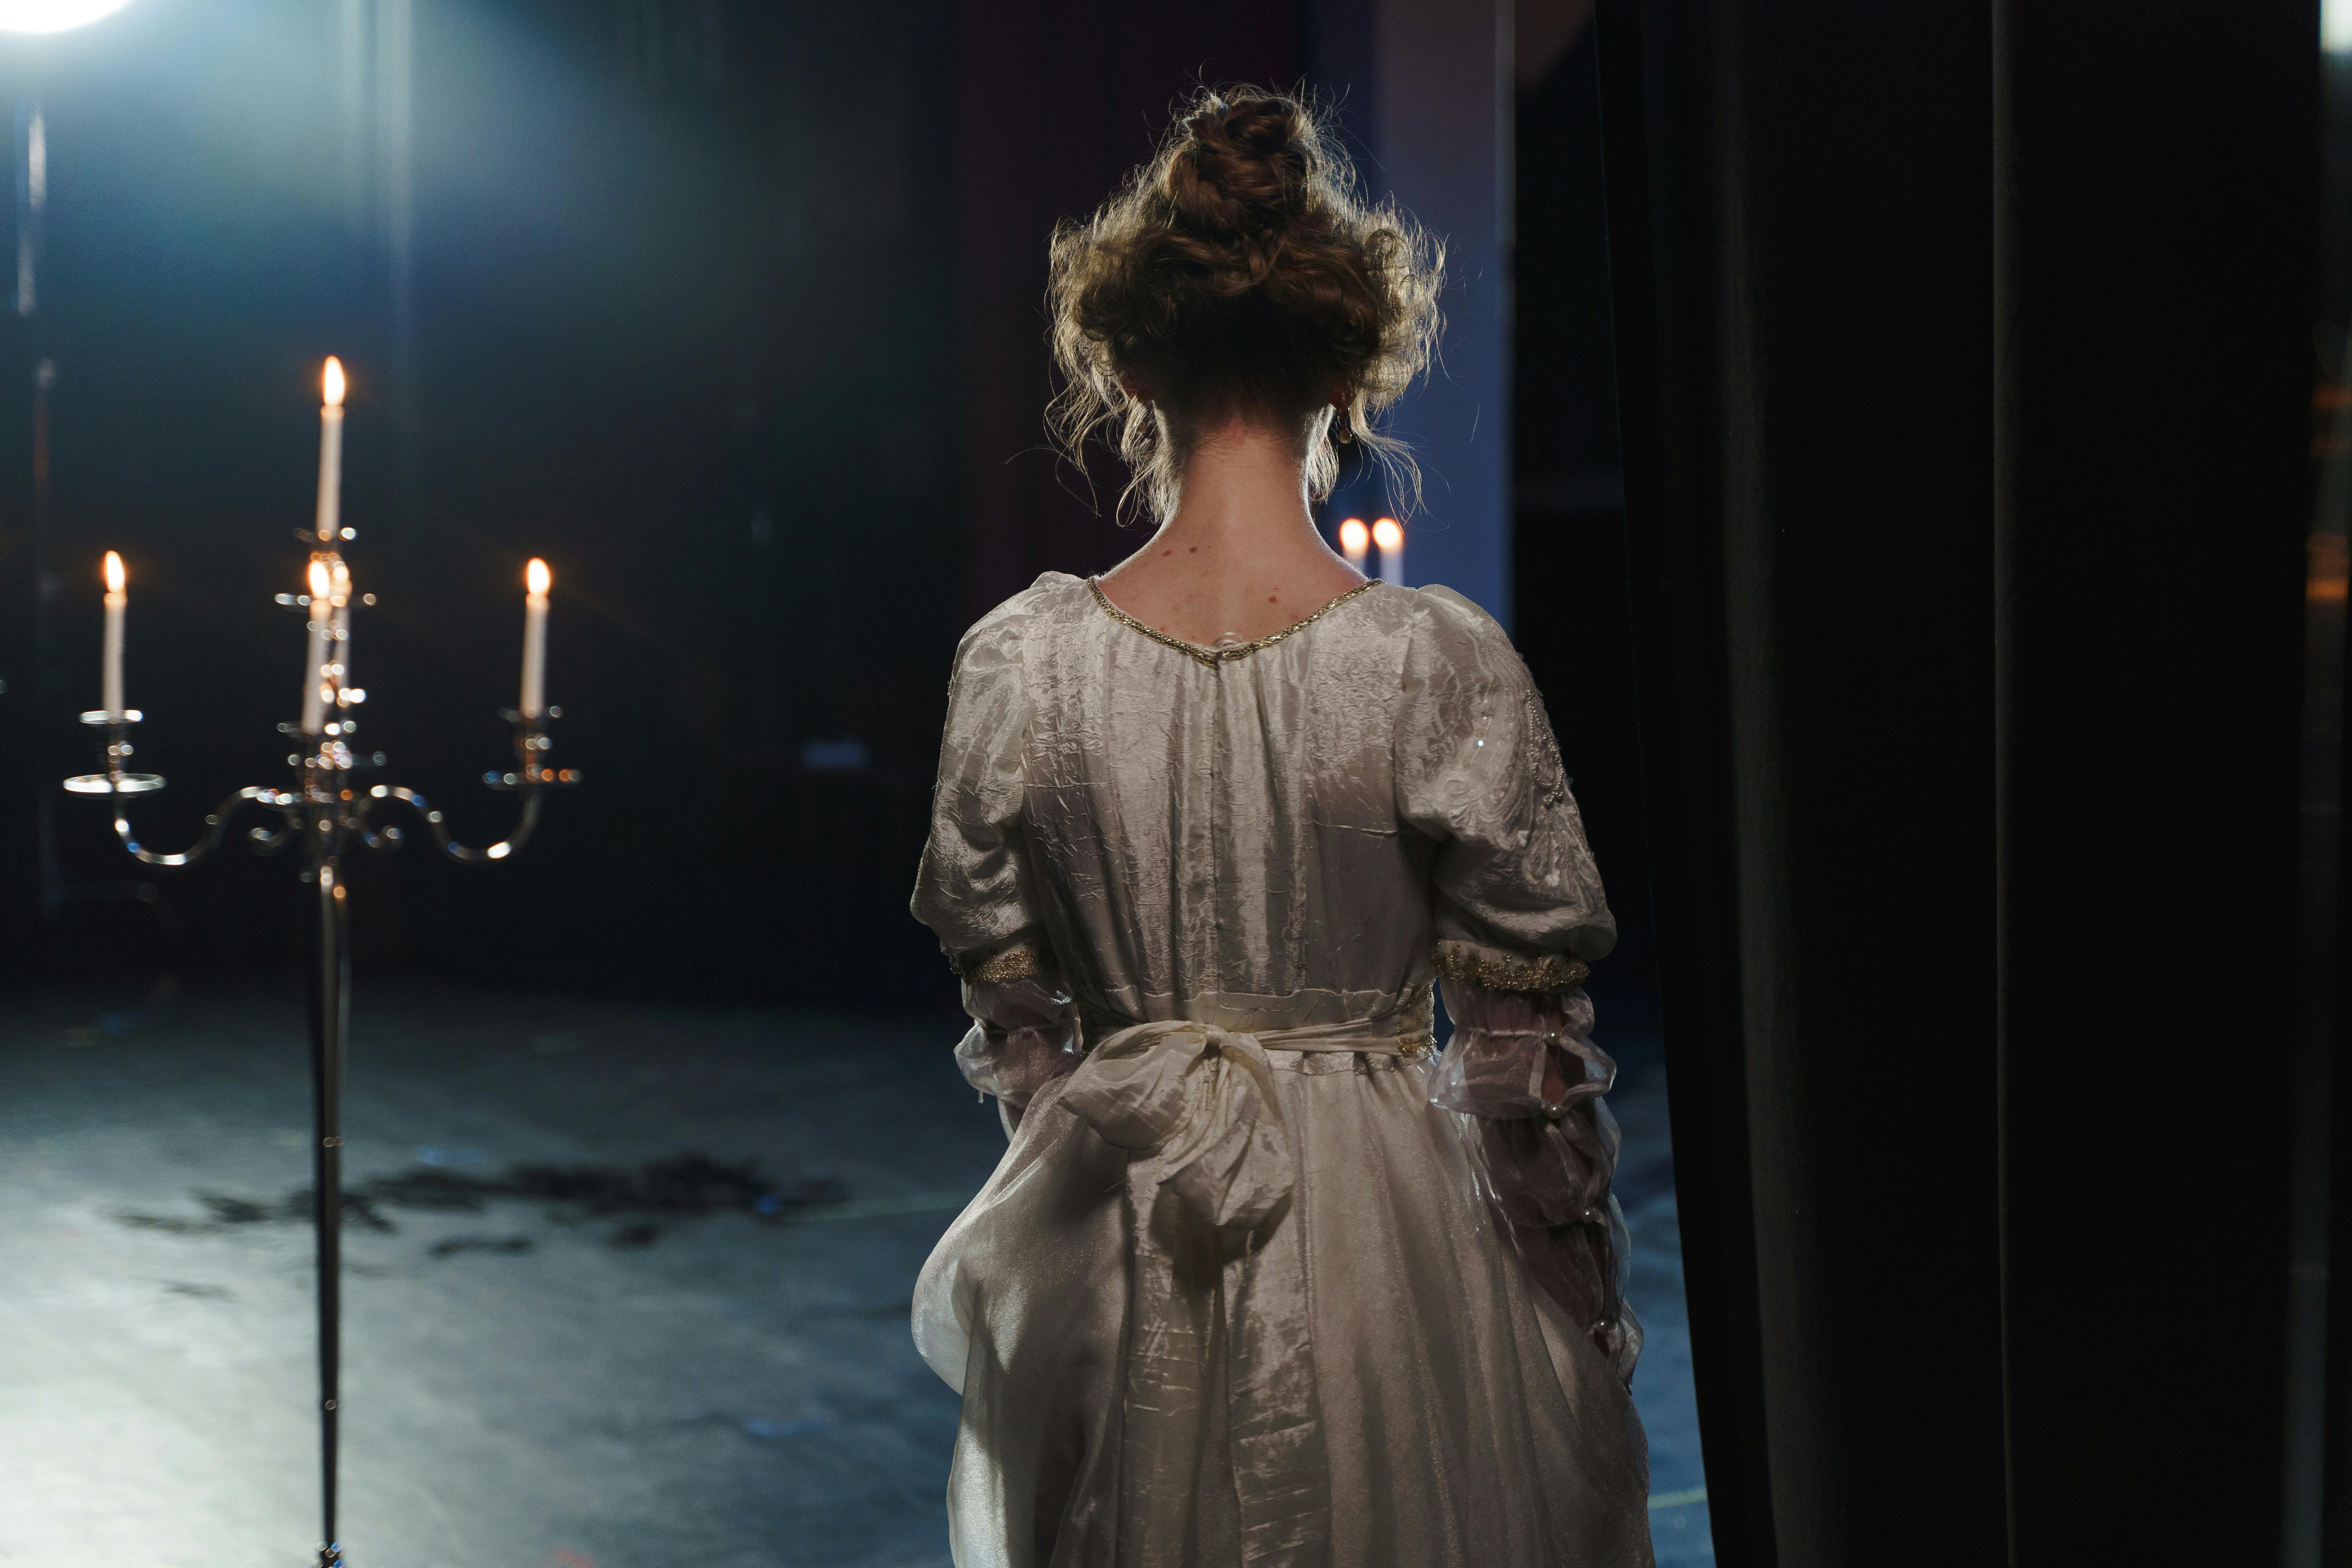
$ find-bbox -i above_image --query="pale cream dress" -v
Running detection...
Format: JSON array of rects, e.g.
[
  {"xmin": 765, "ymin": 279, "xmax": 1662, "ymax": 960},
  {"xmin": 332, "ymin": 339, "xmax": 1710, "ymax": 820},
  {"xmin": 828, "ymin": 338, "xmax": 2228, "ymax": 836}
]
[{"xmin": 910, "ymin": 572, "xmax": 1654, "ymax": 1568}]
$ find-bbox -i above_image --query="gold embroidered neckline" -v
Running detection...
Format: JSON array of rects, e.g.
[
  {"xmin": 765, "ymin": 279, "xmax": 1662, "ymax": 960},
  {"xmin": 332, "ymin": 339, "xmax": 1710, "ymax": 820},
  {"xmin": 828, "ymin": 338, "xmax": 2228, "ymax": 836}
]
[{"xmin": 1085, "ymin": 576, "xmax": 1379, "ymax": 668}]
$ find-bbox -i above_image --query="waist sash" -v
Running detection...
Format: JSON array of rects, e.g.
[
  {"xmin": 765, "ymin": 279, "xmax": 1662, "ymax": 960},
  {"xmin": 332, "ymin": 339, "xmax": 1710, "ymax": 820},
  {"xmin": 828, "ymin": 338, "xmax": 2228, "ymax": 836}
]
[{"xmin": 1055, "ymin": 986, "xmax": 1432, "ymax": 1568}]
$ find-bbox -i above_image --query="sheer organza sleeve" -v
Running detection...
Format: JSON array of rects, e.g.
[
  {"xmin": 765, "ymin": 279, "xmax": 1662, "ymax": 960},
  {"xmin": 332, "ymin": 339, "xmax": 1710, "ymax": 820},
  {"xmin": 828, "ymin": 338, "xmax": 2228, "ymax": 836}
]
[
  {"xmin": 912, "ymin": 595, "xmax": 1078, "ymax": 1132},
  {"xmin": 1428, "ymin": 978, "xmax": 1641, "ymax": 1382},
  {"xmin": 953, "ymin": 972, "xmax": 1082, "ymax": 1136},
  {"xmin": 1399, "ymin": 589, "xmax": 1637, "ymax": 1381}
]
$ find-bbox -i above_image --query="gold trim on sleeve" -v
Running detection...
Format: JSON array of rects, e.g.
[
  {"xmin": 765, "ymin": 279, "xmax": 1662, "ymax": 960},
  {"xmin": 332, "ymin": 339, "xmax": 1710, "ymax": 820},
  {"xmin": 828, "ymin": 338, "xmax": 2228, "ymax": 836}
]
[
  {"xmin": 958, "ymin": 940, "xmax": 1054, "ymax": 985},
  {"xmin": 1432, "ymin": 943, "xmax": 1592, "ymax": 993}
]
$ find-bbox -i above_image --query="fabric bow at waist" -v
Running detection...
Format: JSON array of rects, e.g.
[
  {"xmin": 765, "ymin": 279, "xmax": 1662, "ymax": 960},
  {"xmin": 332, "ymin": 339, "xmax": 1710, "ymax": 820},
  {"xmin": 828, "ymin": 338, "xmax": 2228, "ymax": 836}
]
[
  {"xmin": 1053, "ymin": 990, "xmax": 1432, "ymax": 1568},
  {"xmin": 1059, "ymin": 996, "xmax": 1433, "ymax": 1231}
]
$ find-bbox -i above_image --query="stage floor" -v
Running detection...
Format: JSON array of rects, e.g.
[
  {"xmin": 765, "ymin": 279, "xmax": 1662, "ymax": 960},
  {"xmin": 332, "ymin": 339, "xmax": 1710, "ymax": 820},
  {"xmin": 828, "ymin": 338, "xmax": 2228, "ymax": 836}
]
[{"xmin": 0, "ymin": 978, "xmax": 1709, "ymax": 1567}]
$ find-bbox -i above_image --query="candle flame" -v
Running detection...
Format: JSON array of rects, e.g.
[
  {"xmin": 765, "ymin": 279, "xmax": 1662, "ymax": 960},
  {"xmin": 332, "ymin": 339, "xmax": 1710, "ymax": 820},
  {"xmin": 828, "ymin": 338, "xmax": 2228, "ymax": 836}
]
[
  {"xmin": 526, "ymin": 558, "xmax": 551, "ymax": 597},
  {"xmin": 1338, "ymin": 518, "xmax": 1369, "ymax": 555},
  {"xmin": 1372, "ymin": 517, "xmax": 1404, "ymax": 551},
  {"xmin": 309, "ymin": 559, "xmax": 332, "ymax": 599},
  {"xmin": 102, "ymin": 550, "xmax": 123, "ymax": 593},
  {"xmin": 322, "ymin": 356, "xmax": 346, "ymax": 408}
]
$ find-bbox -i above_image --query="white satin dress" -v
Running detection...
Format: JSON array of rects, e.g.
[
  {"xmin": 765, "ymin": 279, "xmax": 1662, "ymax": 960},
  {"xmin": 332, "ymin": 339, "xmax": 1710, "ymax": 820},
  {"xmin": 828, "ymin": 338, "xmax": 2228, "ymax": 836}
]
[{"xmin": 910, "ymin": 572, "xmax": 1655, "ymax": 1568}]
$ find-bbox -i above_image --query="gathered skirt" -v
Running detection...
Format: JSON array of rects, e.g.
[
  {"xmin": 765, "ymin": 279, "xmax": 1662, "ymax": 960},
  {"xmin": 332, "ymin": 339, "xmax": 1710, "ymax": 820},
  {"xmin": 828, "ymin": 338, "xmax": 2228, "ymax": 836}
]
[{"xmin": 913, "ymin": 1045, "xmax": 1656, "ymax": 1568}]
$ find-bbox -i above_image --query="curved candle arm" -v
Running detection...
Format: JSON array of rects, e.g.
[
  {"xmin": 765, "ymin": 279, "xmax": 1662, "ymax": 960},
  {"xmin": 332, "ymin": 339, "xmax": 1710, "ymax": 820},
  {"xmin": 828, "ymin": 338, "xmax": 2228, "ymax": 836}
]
[
  {"xmin": 356, "ymin": 785, "xmax": 544, "ymax": 865},
  {"xmin": 72, "ymin": 711, "xmax": 572, "ymax": 869},
  {"xmin": 112, "ymin": 786, "xmax": 300, "ymax": 867}
]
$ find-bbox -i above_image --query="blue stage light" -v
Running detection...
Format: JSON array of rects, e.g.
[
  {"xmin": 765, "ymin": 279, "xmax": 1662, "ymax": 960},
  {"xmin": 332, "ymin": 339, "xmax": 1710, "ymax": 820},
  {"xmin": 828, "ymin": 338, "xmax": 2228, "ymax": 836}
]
[{"xmin": 0, "ymin": 0, "xmax": 132, "ymax": 34}]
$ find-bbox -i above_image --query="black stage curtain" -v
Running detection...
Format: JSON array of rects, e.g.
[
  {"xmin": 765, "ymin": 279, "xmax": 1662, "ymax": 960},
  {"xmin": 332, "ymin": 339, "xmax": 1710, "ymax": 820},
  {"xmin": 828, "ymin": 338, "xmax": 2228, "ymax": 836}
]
[
  {"xmin": 1595, "ymin": 0, "xmax": 2318, "ymax": 1562},
  {"xmin": 2001, "ymin": 3, "xmax": 2314, "ymax": 1561}
]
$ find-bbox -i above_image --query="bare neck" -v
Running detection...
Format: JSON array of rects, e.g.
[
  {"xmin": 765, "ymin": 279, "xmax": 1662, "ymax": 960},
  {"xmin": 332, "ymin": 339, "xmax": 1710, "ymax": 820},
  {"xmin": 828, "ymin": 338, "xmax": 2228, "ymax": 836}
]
[
  {"xmin": 1161, "ymin": 418, "xmax": 1321, "ymax": 546},
  {"xmin": 1098, "ymin": 416, "xmax": 1364, "ymax": 646}
]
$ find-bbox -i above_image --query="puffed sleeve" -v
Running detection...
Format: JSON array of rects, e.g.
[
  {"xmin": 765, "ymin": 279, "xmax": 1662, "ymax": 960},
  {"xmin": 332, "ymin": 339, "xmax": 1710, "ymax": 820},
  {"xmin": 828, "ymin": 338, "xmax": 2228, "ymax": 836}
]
[
  {"xmin": 1396, "ymin": 586, "xmax": 1616, "ymax": 978},
  {"xmin": 1399, "ymin": 588, "xmax": 1638, "ymax": 1382},
  {"xmin": 911, "ymin": 594, "xmax": 1078, "ymax": 1134},
  {"xmin": 912, "ymin": 597, "xmax": 1048, "ymax": 973}
]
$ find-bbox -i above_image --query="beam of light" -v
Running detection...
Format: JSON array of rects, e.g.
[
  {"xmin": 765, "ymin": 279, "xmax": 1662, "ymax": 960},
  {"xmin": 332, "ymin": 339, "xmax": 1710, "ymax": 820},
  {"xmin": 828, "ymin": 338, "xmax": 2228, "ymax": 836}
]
[{"xmin": 0, "ymin": 0, "xmax": 135, "ymax": 33}]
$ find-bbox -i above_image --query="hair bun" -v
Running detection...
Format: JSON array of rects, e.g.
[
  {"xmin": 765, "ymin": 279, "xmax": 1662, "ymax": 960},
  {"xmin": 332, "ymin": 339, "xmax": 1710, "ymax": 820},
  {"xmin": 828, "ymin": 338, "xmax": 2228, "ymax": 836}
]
[
  {"xmin": 1166, "ymin": 94, "xmax": 1312, "ymax": 240},
  {"xmin": 1047, "ymin": 86, "xmax": 1443, "ymax": 523}
]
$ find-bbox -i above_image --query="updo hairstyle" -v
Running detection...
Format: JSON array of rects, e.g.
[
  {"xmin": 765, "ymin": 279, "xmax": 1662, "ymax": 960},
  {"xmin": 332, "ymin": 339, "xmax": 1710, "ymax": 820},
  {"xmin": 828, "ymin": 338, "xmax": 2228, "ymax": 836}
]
[{"xmin": 1047, "ymin": 86, "xmax": 1444, "ymax": 523}]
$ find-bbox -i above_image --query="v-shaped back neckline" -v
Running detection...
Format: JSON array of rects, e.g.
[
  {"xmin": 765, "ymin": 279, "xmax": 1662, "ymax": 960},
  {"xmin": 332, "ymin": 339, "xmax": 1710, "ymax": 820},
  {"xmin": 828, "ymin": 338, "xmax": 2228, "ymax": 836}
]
[{"xmin": 1085, "ymin": 575, "xmax": 1381, "ymax": 668}]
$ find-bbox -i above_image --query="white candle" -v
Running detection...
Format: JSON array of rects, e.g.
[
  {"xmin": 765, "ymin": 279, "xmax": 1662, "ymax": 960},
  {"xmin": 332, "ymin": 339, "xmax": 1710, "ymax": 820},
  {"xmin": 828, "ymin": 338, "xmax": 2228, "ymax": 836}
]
[
  {"xmin": 301, "ymin": 558, "xmax": 332, "ymax": 735},
  {"xmin": 101, "ymin": 550, "xmax": 125, "ymax": 718},
  {"xmin": 316, "ymin": 357, "xmax": 345, "ymax": 542},
  {"xmin": 521, "ymin": 558, "xmax": 550, "ymax": 720},
  {"xmin": 329, "ymin": 559, "xmax": 353, "ymax": 719},
  {"xmin": 1373, "ymin": 517, "xmax": 1405, "ymax": 586},
  {"xmin": 1338, "ymin": 517, "xmax": 1369, "ymax": 575}
]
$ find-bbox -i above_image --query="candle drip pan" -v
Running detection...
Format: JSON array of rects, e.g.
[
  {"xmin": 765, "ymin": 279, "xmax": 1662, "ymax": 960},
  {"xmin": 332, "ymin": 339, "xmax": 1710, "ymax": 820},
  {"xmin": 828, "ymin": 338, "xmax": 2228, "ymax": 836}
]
[{"xmin": 66, "ymin": 710, "xmax": 163, "ymax": 794}]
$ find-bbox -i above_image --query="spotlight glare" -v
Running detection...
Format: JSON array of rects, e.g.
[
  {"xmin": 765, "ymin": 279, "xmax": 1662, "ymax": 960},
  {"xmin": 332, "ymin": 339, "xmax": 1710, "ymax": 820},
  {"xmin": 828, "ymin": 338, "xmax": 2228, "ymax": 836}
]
[{"xmin": 0, "ymin": 0, "xmax": 135, "ymax": 34}]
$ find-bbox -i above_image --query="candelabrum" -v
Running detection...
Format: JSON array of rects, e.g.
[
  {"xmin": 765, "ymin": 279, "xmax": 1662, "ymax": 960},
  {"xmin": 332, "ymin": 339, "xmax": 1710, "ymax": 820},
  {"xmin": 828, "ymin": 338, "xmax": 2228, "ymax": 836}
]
[{"xmin": 62, "ymin": 532, "xmax": 577, "ymax": 1568}]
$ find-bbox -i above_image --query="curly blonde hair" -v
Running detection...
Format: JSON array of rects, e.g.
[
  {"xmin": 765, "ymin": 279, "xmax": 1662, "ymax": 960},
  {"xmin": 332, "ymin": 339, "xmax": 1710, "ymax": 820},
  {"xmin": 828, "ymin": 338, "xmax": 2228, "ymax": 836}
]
[{"xmin": 1046, "ymin": 85, "xmax": 1444, "ymax": 524}]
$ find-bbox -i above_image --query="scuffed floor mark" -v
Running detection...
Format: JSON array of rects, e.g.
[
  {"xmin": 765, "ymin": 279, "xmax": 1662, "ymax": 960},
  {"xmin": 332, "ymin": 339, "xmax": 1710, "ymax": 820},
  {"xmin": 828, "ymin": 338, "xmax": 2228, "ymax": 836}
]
[{"xmin": 116, "ymin": 1154, "xmax": 848, "ymax": 1251}]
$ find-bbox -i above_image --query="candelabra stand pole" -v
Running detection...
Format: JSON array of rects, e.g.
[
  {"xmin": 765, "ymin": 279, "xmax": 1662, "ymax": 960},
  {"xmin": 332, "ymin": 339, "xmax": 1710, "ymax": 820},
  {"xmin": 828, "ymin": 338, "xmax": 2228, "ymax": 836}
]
[
  {"xmin": 305, "ymin": 830, "xmax": 349, "ymax": 1563},
  {"xmin": 65, "ymin": 666, "xmax": 577, "ymax": 1568}
]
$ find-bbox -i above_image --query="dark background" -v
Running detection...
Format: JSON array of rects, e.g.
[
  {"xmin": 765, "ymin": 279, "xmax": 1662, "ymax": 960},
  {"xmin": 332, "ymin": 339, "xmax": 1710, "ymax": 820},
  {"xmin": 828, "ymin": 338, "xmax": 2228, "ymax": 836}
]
[
  {"xmin": 8, "ymin": 3, "xmax": 2339, "ymax": 1562},
  {"xmin": 0, "ymin": 2, "xmax": 970, "ymax": 1002},
  {"xmin": 0, "ymin": 1, "xmax": 1649, "ymax": 1025}
]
